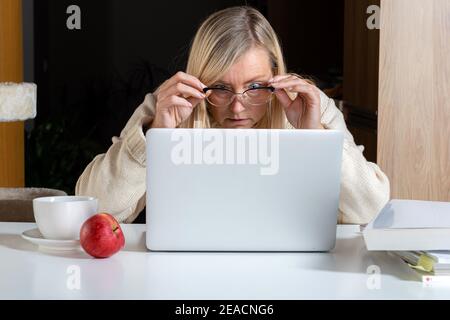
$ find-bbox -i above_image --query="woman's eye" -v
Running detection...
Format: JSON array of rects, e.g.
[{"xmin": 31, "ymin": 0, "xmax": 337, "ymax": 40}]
[{"xmin": 249, "ymin": 83, "xmax": 263, "ymax": 89}]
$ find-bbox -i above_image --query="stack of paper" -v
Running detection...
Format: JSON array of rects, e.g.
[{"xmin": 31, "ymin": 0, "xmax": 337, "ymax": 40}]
[
  {"xmin": 363, "ymin": 199, "xmax": 450, "ymax": 287},
  {"xmin": 391, "ymin": 251, "xmax": 450, "ymax": 287},
  {"xmin": 363, "ymin": 200, "xmax": 450, "ymax": 251}
]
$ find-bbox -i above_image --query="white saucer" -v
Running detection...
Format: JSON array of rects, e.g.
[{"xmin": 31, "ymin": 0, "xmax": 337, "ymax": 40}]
[{"xmin": 21, "ymin": 228, "xmax": 81, "ymax": 251}]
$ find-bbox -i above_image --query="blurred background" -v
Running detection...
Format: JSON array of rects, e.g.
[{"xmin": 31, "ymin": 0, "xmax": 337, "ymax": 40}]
[
  {"xmin": 2, "ymin": 0, "xmax": 449, "ymax": 224},
  {"xmin": 19, "ymin": 0, "xmax": 379, "ymax": 195}
]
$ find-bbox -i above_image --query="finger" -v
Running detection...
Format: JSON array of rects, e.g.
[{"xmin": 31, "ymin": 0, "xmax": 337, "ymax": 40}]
[
  {"xmin": 185, "ymin": 96, "xmax": 205, "ymax": 109},
  {"xmin": 268, "ymin": 74, "xmax": 292, "ymax": 83},
  {"xmin": 158, "ymin": 82, "xmax": 206, "ymax": 101},
  {"xmin": 274, "ymin": 88, "xmax": 293, "ymax": 109},
  {"xmin": 272, "ymin": 81, "xmax": 320, "ymax": 104},
  {"xmin": 269, "ymin": 73, "xmax": 304, "ymax": 83},
  {"xmin": 271, "ymin": 79, "xmax": 316, "ymax": 93},
  {"xmin": 164, "ymin": 71, "xmax": 206, "ymax": 92},
  {"xmin": 270, "ymin": 75, "xmax": 308, "ymax": 86},
  {"xmin": 159, "ymin": 95, "xmax": 193, "ymax": 109},
  {"xmin": 153, "ymin": 77, "xmax": 173, "ymax": 96}
]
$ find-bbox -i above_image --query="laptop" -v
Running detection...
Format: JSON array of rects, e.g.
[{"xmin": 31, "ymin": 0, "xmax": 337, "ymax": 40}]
[{"xmin": 145, "ymin": 128, "xmax": 343, "ymax": 252}]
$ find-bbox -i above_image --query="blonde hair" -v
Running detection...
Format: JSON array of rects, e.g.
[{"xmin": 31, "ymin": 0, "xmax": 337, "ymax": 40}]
[{"xmin": 181, "ymin": 6, "xmax": 288, "ymax": 129}]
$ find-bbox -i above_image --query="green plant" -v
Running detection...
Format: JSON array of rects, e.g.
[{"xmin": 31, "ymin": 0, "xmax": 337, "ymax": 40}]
[{"xmin": 26, "ymin": 108, "xmax": 103, "ymax": 195}]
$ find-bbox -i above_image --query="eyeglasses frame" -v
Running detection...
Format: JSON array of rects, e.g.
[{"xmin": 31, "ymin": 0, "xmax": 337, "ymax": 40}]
[{"xmin": 202, "ymin": 86, "xmax": 275, "ymax": 107}]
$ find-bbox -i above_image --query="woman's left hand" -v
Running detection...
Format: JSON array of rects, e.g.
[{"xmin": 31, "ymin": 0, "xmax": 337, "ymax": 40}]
[{"xmin": 269, "ymin": 75, "xmax": 323, "ymax": 129}]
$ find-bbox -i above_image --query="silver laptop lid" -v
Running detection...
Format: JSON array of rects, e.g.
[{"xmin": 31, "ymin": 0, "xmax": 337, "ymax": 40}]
[{"xmin": 146, "ymin": 128, "xmax": 343, "ymax": 252}]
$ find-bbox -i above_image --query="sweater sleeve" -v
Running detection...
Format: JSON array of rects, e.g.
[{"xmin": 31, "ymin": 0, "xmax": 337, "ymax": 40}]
[
  {"xmin": 75, "ymin": 93, "xmax": 156, "ymax": 223},
  {"xmin": 318, "ymin": 91, "xmax": 390, "ymax": 224}
]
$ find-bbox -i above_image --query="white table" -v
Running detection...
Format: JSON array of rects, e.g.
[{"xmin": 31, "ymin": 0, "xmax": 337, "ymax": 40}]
[{"xmin": 0, "ymin": 222, "xmax": 449, "ymax": 300}]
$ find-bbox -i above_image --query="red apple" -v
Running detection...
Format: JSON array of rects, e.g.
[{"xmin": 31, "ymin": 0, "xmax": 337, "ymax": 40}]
[{"xmin": 80, "ymin": 213, "xmax": 125, "ymax": 258}]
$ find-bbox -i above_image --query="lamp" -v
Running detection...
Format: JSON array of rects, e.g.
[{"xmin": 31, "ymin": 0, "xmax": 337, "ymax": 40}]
[
  {"xmin": 0, "ymin": 82, "xmax": 37, "ymax": 121},
  {"xmin": 0, "ymin": 82, "xmax": 36, "ymax": 187},
  {"xmin": 0, "ymin": 82, "xmax": 67, "ymax": 222}
]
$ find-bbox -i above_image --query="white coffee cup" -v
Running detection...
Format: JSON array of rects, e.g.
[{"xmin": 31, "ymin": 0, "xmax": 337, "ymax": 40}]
[{"xmin": 33, "ymin": 196, "xmax": 98, "ymax": 240}]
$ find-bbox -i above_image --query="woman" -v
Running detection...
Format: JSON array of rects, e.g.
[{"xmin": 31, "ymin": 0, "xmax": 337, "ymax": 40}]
[{"xmin": 75, "ymin": 6, "xmax": 390, "ymax": 224}]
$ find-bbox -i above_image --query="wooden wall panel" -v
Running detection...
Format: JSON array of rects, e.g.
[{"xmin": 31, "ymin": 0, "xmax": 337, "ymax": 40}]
[
  {"xmin": 378, "ymin": 0, "xmax": 450, "ymax": 201},
  {"xmin": 0, "ymin": 0, "xmax": 24, "ymax": 187}
]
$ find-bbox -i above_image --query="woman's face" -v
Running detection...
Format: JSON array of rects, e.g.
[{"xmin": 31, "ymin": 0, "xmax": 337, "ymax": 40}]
[{"xmin": 208, "ymin": 47, "xmax": 274, "ymax": 128}]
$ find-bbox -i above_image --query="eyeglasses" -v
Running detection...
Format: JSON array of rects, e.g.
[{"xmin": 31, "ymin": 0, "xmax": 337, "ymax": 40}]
[{"xmin": 202, "ymin": 86, "xmax": 275, "ymax": 107}]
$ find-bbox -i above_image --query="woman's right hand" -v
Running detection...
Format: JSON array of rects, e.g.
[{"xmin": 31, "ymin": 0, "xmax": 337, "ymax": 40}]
[{"xmin": 151, "ymin": 72, "xmax": 207, "ymax": 128}]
